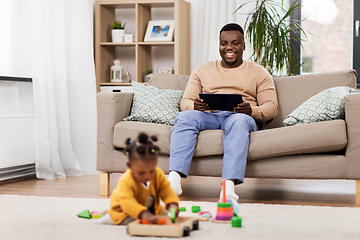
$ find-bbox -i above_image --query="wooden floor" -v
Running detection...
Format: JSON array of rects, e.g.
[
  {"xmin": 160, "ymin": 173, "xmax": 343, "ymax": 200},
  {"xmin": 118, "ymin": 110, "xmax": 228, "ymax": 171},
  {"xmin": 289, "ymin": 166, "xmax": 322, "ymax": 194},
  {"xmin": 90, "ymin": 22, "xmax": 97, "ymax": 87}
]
[{"xmin": 0, "ymin": 174, "xmax": 357, "ymax": 207}]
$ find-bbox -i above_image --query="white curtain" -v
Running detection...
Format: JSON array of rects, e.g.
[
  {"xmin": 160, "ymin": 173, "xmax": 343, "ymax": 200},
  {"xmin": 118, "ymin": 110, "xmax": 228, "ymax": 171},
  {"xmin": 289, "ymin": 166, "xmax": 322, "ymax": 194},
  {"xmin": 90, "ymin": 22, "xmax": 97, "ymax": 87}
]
[
  {"xmin": 0, "ymin": 0, "xmax": 97, "ymax": 179},
  {"xmin": 188, "ymin": 0, "xmax": 252, "ymax": 70}
]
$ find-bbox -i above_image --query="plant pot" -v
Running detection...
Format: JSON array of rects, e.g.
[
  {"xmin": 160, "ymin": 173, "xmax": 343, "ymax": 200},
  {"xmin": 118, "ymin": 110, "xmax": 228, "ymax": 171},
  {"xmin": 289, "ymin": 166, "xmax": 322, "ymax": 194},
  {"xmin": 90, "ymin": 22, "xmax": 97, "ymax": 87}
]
[
  {"xmin": 112, "ymin": 29, "xmax": 125, "ymax": 43},
  {"xmin": 144, "ymin": 75, "xmax": 150, "ymax": 82}
]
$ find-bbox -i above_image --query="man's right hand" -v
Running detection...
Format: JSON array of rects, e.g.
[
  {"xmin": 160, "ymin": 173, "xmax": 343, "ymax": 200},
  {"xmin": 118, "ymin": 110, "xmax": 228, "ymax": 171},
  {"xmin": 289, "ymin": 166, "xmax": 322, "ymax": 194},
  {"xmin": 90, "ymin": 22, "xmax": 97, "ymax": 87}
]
[{"xmin": 194, "ymin": 98, "xmax": 208, "ymax": 111}]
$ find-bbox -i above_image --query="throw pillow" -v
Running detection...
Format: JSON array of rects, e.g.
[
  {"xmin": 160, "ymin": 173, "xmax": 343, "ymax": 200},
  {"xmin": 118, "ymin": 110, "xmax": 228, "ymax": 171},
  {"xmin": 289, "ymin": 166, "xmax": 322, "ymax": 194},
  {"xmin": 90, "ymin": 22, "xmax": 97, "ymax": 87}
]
[
  {"xmin": 123, "ymin": 81, "xmax": 184, "ymax": 125},
  {"xmin": 283, "ymin": 86, "xmax": 359, "ymax": 126}
]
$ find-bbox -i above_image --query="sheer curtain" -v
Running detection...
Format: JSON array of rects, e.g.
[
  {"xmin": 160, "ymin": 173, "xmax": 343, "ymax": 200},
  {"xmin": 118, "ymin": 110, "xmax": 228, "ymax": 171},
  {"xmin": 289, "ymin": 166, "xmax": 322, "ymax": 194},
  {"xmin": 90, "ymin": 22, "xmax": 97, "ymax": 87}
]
[
  {"xmin": 189, "ymin": 0, "xmax": 251, "ymax": 70},
  {"xmin": 0, "ymin": 0, "xmax": 97, "ymax": 179}
]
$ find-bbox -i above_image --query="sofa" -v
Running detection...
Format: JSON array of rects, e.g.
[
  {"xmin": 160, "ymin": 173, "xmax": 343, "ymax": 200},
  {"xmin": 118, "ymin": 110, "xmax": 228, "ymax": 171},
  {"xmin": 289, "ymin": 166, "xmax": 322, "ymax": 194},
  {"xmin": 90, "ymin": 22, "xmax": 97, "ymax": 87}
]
[{"xmin": 97, "ymin": 69, "xmax": 360, "ymax": 205}]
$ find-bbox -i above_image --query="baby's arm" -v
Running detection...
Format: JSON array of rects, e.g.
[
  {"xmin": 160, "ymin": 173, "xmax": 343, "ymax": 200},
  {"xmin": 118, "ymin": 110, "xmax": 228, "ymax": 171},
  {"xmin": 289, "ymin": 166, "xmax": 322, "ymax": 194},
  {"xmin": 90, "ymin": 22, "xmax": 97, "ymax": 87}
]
[
  {"xmin": 167, "ymin": 202, "xmax": 179, "ymax": 217},
  {"xmin": 139, "ymin": 210, "xmax": 157, "ymax": 224},
  {"xmin": 167, "ymin": 203, "xmax": 179, "ymax": 217}
]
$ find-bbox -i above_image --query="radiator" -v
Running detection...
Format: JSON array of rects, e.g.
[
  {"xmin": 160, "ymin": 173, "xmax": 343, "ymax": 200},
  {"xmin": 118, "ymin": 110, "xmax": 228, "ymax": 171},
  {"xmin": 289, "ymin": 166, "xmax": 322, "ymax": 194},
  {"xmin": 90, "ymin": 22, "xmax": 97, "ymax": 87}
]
[{"xmin": 0, "ymin": 116, "xmax": 35, "ymax": 181}]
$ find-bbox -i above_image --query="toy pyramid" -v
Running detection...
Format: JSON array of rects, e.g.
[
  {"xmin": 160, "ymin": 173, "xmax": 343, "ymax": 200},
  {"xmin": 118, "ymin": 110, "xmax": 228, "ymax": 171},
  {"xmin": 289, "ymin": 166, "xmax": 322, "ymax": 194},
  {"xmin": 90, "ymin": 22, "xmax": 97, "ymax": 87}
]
[{"xmin": 214, "ymin": 179, "xmax": 233, "ymax": 222}]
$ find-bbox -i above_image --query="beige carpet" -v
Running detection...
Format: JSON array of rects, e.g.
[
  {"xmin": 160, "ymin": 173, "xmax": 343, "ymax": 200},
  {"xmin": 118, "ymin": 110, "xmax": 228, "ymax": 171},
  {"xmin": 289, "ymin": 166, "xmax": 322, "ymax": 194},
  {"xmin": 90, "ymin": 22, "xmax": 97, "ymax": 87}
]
[{"xmin": 1, "ymin": 194, "xmax": 360, "ymax": 240}]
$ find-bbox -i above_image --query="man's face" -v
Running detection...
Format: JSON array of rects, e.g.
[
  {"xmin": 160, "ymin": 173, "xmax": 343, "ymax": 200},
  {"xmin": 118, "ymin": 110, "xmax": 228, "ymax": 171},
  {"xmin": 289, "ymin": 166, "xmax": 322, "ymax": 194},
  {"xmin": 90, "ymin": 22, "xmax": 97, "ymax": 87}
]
[{"xmin": 219, "ymin": 30, "xmax": 245, "ymax": 68}]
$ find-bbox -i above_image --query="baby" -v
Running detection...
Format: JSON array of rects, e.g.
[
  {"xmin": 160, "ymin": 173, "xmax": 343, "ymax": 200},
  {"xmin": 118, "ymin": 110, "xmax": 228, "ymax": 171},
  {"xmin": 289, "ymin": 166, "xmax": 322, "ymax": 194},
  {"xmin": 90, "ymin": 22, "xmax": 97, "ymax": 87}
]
[{"xmin": 97, "ymin": 132, "xmax": 179, "ymax": 225}]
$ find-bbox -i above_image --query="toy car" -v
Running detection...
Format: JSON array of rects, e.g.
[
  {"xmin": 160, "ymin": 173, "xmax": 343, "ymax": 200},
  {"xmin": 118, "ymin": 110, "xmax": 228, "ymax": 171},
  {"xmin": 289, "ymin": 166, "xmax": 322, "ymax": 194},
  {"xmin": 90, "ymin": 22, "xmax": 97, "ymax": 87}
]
[{"xmin": 127, "ymin": 216, "xmax": 199, "ymax": 237}]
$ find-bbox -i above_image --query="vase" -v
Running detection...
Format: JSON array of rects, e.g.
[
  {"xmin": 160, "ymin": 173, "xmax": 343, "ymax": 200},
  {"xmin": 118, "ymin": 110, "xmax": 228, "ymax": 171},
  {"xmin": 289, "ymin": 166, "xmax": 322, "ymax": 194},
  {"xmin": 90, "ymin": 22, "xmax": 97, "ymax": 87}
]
[{"xmin": 112, "ymin": 29, "xmax": 125, "ymax": 43}]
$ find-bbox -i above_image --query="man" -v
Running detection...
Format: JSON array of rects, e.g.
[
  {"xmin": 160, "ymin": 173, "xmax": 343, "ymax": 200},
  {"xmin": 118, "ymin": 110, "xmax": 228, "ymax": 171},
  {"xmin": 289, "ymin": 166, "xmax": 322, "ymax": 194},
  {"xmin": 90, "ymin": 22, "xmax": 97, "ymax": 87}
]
[{"xmin": 167, "ymin": 23, "xmax": 278, "ymax": 201}]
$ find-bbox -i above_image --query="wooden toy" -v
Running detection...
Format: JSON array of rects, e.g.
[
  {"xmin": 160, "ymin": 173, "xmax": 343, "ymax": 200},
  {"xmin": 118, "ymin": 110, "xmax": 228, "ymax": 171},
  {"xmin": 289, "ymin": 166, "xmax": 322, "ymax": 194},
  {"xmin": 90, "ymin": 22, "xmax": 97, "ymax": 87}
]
[
  {"xmin": 141, "ymin": 218, "xmax": 167, "ymax": 225},
  {"xmin": 77, "ymin": 209, "xmax": 91, "ymax": 219},
  {"xmin": 127, "ymin": 216, "xmax": 199, "ymax": 237},
  {"xmin": 212, "ymin": 179, "xmax": 233, "ymax": 223}
]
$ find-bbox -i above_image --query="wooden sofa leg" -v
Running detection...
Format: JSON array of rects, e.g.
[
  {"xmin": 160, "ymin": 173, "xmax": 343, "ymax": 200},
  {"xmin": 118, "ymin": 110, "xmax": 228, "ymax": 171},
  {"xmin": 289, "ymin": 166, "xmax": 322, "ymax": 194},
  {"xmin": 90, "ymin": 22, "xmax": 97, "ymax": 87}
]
[
  {"xmin": 100, "ymin": 172, "xmax": 110, "ymax": 196},
  {"xmin": 356, "ymin": 180, "xmax": 360, "ymax": 206}
]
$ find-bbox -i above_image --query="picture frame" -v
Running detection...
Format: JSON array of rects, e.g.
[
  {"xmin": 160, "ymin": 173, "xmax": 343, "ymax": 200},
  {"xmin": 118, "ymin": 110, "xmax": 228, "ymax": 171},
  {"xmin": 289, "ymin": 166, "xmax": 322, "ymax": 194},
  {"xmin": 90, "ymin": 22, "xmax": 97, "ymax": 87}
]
[
  {"xmin": 158, "ymin": 67, "xmax": 173, "ymax": 74},
  {"xmin": 144, "ymin": 20, "xmax": 175, "ymax": 42}
]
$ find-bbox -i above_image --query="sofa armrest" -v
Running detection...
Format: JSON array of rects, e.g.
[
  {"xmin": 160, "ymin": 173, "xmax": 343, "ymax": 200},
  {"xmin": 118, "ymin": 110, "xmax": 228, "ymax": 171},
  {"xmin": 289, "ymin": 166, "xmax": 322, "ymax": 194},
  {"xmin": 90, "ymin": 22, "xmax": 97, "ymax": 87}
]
[
  {"xmin": 97, "ymin": 92, "xmax": 133, "ymax": 172},
  {"xmin": 345, "ymin": 92, "xmax": 360, "ymax": 178}
]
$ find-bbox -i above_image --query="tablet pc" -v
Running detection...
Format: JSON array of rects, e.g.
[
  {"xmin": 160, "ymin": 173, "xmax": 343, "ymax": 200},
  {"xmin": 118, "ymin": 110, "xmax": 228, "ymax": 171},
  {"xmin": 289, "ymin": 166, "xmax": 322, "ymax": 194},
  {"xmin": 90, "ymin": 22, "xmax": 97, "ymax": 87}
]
[{"xmin": 199, "ymin": 93, "xmax": 243, "ymax": 111}]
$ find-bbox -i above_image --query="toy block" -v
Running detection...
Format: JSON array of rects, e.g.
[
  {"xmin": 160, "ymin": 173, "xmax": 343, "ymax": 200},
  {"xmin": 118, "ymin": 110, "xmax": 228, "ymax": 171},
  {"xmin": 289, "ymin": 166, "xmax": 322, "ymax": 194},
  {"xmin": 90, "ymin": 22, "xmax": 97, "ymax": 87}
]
[
  {"xmin": 191, "ymin": 206, "xmax": 201, "ymax": 213},
  {"xmin": 231, "ymin": 216, "xmax": 242, "ymax": 228},
  {"xmin": 141, "ymin": 218, "xmax": 167, "ymax": 225},
  {"xmin": 91, "ymin": 211, "xmax": 103, "ymax": 219},
  {"xmin": 198, "ymin": 211, "xmax": 211, "ymax": 219},
  {"xmin": 77, "ymin": 209, "xmax": 91, "ymax": 219},
  {"xmin": 170, "ymin": 208, "xmax": 176, "ymax": 223},
  {"xmin": 179, "ymin": 207, "xmax": 186, "ymax": 212}
]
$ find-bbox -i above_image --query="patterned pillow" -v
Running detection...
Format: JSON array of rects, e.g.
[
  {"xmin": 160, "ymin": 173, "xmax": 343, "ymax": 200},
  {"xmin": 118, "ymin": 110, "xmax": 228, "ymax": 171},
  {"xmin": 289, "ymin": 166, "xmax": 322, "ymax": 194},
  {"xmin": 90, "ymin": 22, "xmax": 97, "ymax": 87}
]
[
  {"xmin": 123, "ymin": 81, "xmax": 184, "ymax": 125},
  {"xmin": 283, "ymin": 86, "xmax": 359, "ymax": 126}
]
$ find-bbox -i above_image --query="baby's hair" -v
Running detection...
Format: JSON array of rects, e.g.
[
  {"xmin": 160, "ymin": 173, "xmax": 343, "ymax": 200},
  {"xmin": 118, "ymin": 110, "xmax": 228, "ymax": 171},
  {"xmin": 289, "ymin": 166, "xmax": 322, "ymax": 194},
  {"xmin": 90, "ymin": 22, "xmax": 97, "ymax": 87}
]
[{"xmin": 124, "ymin": 132, "xmax": 160, "ymax": 162}]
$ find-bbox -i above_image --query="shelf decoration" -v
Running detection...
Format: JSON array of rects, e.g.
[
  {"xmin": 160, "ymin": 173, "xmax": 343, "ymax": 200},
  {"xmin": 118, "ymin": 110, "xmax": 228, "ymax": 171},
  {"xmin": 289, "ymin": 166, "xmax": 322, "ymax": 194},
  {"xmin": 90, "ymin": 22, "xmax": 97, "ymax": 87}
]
[
  {"xmin": 110, "ymin": 60, "xmax": 124, "ymax": 83},
  {"xmin": 144, "ymin": 20, "xmax": 175, "ymax": 42},
  {"xmin": 111, "ymin": 20, "xmax": 126, "ymax": 43}
]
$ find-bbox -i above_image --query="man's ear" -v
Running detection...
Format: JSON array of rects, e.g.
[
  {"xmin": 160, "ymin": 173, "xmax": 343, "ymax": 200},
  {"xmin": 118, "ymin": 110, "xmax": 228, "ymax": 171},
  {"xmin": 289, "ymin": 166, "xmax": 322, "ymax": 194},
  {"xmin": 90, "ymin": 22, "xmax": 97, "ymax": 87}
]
[{"xmin": 243, "ymin": 42, "xmax": 246, "ymax": 50}]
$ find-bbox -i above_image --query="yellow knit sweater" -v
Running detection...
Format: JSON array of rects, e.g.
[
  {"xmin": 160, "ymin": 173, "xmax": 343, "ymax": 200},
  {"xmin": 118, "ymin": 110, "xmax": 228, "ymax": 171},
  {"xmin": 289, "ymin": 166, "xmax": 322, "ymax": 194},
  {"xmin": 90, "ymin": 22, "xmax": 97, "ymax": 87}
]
[
  {"xmin": 180, "ymin": 60, "xmax": 279, "ymax": 122},
  {"xmin": 108, "ymin": 167, "xmax": 179, "ymax": 225}
]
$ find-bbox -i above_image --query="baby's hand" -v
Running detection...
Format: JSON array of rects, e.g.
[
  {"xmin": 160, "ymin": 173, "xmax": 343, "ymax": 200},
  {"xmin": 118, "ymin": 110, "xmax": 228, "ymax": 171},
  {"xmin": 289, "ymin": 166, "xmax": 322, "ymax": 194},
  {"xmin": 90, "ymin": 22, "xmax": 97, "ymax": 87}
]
[
  {"xmin": 140, "ymin": 210, "xmax": 157, "ymax": 224},
  {"xmin": 167, "ymin": 203, "xmax": 179, "ymax": 217}
]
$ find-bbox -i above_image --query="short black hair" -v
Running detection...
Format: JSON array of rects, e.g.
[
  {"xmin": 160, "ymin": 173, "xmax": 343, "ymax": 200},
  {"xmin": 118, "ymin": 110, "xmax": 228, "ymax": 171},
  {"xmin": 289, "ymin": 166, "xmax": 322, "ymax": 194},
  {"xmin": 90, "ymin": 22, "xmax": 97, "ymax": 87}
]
[
  {"xmin": 220, "ymin": 23, "xmax": 244, "ymax": 36},
  {"xmin": 124, "ymin": 132, "xmax": 160, "ymax": 162}
]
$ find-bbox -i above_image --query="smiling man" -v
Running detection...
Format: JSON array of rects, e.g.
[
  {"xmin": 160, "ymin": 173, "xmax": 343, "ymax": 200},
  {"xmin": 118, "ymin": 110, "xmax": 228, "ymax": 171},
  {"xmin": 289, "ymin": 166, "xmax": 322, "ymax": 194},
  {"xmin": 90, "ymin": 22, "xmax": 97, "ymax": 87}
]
[{"xmin": 167, "ymin": 23, "xmax": 279, "ymax": 201}]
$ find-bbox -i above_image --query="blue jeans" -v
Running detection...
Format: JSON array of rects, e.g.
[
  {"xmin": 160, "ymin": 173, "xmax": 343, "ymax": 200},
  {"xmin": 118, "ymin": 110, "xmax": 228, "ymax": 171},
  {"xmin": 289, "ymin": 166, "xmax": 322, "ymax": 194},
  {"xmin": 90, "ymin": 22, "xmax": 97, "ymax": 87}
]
[{"xmin": 169, "ymin": 110, "xmax": 258, "ymax": 185}]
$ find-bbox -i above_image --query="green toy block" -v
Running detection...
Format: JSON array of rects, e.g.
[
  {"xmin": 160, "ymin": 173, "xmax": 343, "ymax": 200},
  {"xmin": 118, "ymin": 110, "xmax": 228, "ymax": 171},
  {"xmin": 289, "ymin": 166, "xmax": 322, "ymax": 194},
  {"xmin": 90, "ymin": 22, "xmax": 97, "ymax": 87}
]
[
  {"xmin": 77, "ymin": 209, "xmax": 91, "ymax": 219},
  {"xmin": 231, "ymin": 216, "xmax": 242, "ymax": 228},
  {"xmin": 170, "ymin": 208, "xmax": 176, "ymax": 223},
  {"xmin": 191, "ymin": 205, "xmax": 201, "ymax": 213},
  {"xmin": 179, "ymin": 207, "xmax": 186, "ymax": 212}
]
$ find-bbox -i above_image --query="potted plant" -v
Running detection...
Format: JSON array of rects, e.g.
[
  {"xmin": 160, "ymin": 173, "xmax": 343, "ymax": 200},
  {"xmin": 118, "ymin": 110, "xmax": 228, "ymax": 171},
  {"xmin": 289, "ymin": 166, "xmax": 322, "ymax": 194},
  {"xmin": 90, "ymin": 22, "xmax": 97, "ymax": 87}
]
[
  {"xmin": 234, "ymin": 0, "xmax": 309, "ymax": 76},
  {"xmin": 144, "ymin": 68, "xmax": 153, "ymax": 82},
  {"xmin": 111, "ymin": 20, "xmax": 126, "ymax": 43}
]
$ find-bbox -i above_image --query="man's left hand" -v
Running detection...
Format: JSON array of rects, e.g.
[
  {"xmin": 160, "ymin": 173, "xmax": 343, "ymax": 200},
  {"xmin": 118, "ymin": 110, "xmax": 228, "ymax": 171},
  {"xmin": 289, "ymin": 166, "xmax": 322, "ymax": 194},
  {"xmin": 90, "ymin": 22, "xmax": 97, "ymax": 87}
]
[{"xmin": 234, "ymin": 101, "xmax": 252, "ymax": 116}]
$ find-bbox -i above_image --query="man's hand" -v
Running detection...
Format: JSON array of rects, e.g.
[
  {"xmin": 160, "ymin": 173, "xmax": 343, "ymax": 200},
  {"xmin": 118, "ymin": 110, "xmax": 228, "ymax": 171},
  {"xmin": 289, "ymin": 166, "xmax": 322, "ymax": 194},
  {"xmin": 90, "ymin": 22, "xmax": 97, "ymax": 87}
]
[
  {"xmin": 194, "ymin": 98, "xmax": 208, "ymax": 111},
  {"xmin": 234, "ymin": 101, "xmax": 252, "ymax": 116}
]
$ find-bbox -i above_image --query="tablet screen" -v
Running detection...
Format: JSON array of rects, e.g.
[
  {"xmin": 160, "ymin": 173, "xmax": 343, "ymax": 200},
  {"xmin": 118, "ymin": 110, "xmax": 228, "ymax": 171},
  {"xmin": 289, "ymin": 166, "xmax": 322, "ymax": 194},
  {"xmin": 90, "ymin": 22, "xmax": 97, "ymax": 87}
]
[{"xmin": 199, "ymin": 93, "xmax": 243, "ymax": 111}]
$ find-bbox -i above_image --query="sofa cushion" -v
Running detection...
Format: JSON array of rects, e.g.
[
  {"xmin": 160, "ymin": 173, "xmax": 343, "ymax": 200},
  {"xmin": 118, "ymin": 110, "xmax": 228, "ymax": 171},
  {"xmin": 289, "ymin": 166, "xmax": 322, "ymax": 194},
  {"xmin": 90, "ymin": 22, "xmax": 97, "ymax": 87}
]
[
  {"xmin": 262, "ymin": 69, "xmax": 357, "ymax": 130},
  {"xmin": 248, "ymin": 119, "xmax": 347, "ymax": 161},
  {"xmin": 113, "ymin": 121, "xmax": 225, "ymax": 157},
  {"xmin": 283, "ymin": 86, "xmax": 359, "ymax": 126},
  {"xmin": 123, "ymin": 81, "xmax": 184, "ymax": 126},
  {"xmin": 114, "ymin": 119, "xmax": 347, "ymax": 160},
  {"xmin": 114, "ymin": 121, "xmax": 174, "ymax": 154}
]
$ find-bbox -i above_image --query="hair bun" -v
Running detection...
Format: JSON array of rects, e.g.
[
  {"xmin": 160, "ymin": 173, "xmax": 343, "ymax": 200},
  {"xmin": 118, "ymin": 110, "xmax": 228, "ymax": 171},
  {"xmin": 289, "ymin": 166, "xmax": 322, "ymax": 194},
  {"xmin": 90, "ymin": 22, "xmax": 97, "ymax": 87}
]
[
  {"xmin": 138, "ymin": 132, "xmax": 148, "ymax": 144},
  {"xmin": 150, "ymin": 135, "xmax": 158, "ymax": 142},
  {"xmin": 125, "ymin": 138, "xmax": 132, "ymax": 145}
]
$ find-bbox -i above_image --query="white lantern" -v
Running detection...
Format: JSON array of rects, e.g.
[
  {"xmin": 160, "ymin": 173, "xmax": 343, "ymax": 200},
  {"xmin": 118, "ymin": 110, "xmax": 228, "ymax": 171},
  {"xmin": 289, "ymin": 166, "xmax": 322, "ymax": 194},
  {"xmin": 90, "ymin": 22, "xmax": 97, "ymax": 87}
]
[{"xmin": 110, "ymin": 60, "xmax": 123, "ymax": 82}]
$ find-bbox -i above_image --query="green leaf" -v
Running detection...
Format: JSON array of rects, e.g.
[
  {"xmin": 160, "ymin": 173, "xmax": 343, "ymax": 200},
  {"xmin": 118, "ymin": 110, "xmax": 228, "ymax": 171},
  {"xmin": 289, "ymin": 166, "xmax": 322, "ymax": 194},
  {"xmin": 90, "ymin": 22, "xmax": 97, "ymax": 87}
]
[{"xmin": 233, "ymin": 0, "xmax": 309, "ymax": 76}]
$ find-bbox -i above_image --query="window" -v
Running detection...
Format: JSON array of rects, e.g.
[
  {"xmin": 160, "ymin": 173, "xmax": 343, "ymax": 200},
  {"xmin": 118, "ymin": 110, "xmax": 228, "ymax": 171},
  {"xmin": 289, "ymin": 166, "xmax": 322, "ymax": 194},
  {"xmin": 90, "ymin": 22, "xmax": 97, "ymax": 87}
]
[{"xmin": 300, "ymin": 0, "xmax": 353, "ymax": 74}]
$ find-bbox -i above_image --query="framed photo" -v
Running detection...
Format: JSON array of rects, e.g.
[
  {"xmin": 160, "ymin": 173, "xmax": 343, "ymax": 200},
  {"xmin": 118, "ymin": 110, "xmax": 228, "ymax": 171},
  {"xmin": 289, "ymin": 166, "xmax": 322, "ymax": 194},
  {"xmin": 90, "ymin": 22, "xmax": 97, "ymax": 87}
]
[
  {"xmin": 158, "ymin": 67, "xmax": 173, "ymax": 74},
  {"xmin": 144, "ymin": 20, "xmax": 175, "ymax": 42}
]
